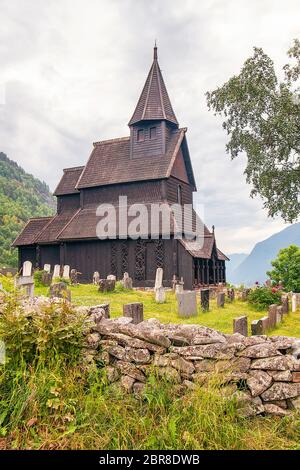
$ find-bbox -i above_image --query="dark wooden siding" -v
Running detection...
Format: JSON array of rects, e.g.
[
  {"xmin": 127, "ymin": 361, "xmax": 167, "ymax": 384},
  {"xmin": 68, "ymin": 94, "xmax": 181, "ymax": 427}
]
[
  {"xmin": 166, "ymin": 177, "xmax": 193, "ymax": 205},
  {"xmin": 81, "ymin": 180, "xmax": 164, "ymax": 206},
  {"xmin": 57, "ymin": 194, "xmax": 80, "ymax": 213},
  {"xmin": 39, "ymin": 244, "xmax": 60, "ymax": 269},
  {"xmin": 19, "ymin": 246, "xmax": 36, "ymax": 270},
  {"xmin": 131, "ymin": 121, "xmax": 164, "ymax": 158}
]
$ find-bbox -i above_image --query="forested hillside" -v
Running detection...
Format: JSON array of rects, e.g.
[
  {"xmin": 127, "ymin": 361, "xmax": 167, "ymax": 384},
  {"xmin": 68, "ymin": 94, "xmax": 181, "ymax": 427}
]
[{"xmin": 0, "ymin": 152, "xmax": 55, "ymax": 267}]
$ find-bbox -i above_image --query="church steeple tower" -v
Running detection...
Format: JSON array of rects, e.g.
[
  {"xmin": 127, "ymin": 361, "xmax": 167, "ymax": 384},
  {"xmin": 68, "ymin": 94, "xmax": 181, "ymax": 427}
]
[
  {"xmin": 129, "ymin": 45, "xmax": 179, "ymax": 159},
  {"xmin": 129, "ymin": 45, "xmax": 178, "ymax": 127}
]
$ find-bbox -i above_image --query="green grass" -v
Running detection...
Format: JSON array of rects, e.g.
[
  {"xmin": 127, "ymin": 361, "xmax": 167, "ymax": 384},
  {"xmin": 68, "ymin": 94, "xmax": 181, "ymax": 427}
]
[{"xmin": 35, "ymin": 283, "xmax": 300, "ymax": 337}]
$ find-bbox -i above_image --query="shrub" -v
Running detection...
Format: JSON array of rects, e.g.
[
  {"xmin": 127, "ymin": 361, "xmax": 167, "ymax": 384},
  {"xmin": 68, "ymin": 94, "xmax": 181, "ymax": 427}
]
[
  {"xmin": 33, "ymin": 270, "xmax": 48, "ymax": 287},
  {"xmin": 248, "ymin": 286, "xmax": 282, "ymax": 310},
  {"xmin": 0, "ymin": 293, "xmax": 87, "ymax": 365}
]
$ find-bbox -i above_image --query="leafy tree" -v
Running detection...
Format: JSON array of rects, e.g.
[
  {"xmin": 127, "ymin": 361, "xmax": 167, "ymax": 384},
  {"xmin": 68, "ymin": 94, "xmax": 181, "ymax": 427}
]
[
  {"xmin": 0, "ymin": 152, "xmax": 55, "ymax": 267},
  {"xmin": 206, "ymin": 39, "xmax": 300, "ymax": 222},
  {"xmin": 267, "ymin": 244, "xmax": 300, "ymax": 292}
]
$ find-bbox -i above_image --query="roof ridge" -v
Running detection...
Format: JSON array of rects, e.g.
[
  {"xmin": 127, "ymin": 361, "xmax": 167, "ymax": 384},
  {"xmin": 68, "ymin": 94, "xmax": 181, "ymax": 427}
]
[
  {"xmin": 63, "ymin": 166, "xmax": 85, "ymax": 172},
  {"xmin": 93, "ymin": 136, "xmax": 130, "ymax": 147}
]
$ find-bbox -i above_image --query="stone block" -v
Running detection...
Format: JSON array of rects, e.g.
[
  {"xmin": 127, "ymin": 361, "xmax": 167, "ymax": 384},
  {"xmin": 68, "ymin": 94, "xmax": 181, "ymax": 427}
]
[
  {"xmin": 200, "ymin": 289, "xmax": 209, "ymax": 312},
  {"xmin": 251, "ymin": 319, "xmax": 263, "ymax": 336},
  {"xmin": 62, "ymin": 265, "xmax": 70, "ymax": 279},
  {"xmin": 276, "ymin": 306, "xmax": 283, "ymax": 324},
  {"xmin": 53, "ymin": 264, "xmax": 61, "ymax": 278},
  {"xmin": 154, "ymin": 267, "xmax": 163, "ymax": 290},
  {"xmin": 155, "ymin": 286, "xmax": 166, "ymax": 303},
  {"xmin": 268, "ymin": 304, "xmax": 277, "ymax": 328},
  {"xmin": 217, "ymin": 292, "xmax": 225, "ymax": 308},
  {"xmin": 233, "ymin": 316, "xmax": 248, "ymax": 337},
  {"xmin": 281, "ymin": 295, "xmax": 289, "ymax": 314},
  {"xmin": 22, "ymin": 261, "xmax": 32, "ymax": 277},
  {"xmin": 123, "ymin": 302, "xmax": 144, "ymax": 324},
  {"xmin": 98, "ymin": 279, "xmax": 115, "ymax": 292},
  {"xmin": 15, "ymin": 275, "xmax": 34, "ymax": 298},
  {"xmin": 177, "ymin": 291, "xmax": 198, "ymax": 318}
]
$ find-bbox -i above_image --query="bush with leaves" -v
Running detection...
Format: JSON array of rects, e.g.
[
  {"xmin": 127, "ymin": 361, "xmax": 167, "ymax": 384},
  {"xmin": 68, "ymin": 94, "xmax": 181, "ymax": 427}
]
[{"xmin": 247, "ymin": 286, "xmax": 282, "ymax": 310}]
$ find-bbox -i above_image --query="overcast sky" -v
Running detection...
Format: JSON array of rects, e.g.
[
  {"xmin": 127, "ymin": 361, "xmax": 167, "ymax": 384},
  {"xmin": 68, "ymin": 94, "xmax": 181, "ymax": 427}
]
[{"xmin": 0, "ymin": 0, "xmax": 299, "ymax": 254}]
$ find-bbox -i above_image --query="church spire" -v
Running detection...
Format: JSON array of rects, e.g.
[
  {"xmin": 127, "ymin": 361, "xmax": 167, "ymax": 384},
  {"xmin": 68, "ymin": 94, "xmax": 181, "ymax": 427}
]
[{"xmin": 128, "ymin": 45, "xmax": 178, "ymax": 127}]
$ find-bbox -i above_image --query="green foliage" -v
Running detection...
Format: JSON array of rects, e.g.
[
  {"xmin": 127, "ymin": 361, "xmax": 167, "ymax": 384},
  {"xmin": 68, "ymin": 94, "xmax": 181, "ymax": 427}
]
[
  {"xmin": 33, "ymin": 270, "xmax": 47, "ymax": 287},
  {"xmin": 0, "ymin": 295, "xmax": 87, "ymax": 365},
  {"xmin": 267, "ymin": 245, "xmax": 300, "ymax": 292},
  {"xmin": 206, "ymin": 39, "xmax": 300, "ymax": 222},
  {"xmin": 0, "ymin": 152, "xmax": 55, "ymax": 266},
  {"xmin": 248, "ymin": 286, "xmax": 282, "ymax": 310}
]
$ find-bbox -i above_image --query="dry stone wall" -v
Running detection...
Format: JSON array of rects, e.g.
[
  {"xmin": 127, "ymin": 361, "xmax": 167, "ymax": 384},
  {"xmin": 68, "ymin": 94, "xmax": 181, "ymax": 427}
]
[{"xmin": 82, "ymin": 308, "xmax": 300, "ymax": 417}]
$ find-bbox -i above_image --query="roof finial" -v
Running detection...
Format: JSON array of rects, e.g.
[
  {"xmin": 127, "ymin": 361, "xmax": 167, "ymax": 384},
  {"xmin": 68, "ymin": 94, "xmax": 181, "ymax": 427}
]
[{"xmin": 154, "ymin": 40, "xmax": 158, "ymax": 60}]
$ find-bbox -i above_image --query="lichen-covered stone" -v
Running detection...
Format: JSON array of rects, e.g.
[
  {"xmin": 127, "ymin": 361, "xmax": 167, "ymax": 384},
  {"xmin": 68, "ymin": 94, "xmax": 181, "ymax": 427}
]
[
  {"xmin": 234, "ymin": 391, "xmax": 264, "ymax": 417},
  {"xmin": 251, "ymin": 356, "xmax": 295, "ymax": 371},
  {"xmin": 120, "ymin": 375, "xmax": 135, "ymax": 392},
  {"xmin": 268, "ymin": 370, "xmax": 292, "ymax": 382},
  {"xmin": 125, "ymin": 347, "xmax": 151, "ymax": 364},
  {"xmin": 247, "ymin": 370, "xmax": 272, "ymax": 397},
  {"xmin": 238, "ymin": 343, "xmax": 281, "ymax": 358},
  {"xmin": 106, "ymin": 366, "xmax": 120, "ymax": 383},
  {"xmin": 116, "ymin": 361, "xmax": 146, "ymax": 383},
  {"xmin": 263, "ymin": 404, "xmax": 290, "ymax": 417},
  {"xmin": 261, "ymin": 383, "xmax": 300, "ymax": 401}
]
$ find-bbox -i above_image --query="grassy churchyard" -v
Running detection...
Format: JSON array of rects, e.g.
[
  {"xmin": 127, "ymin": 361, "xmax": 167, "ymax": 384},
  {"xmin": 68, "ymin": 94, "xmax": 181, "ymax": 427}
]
[{"xmin": 35, "ymin": 282, "xmax": 300, "ymax": 337}]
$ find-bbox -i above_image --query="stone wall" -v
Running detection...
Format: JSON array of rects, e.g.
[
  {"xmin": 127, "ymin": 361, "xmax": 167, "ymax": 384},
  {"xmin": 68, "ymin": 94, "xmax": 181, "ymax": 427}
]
[{"xmin": 83, "ymin": 309, "xmax": 300, "ymax": 417}]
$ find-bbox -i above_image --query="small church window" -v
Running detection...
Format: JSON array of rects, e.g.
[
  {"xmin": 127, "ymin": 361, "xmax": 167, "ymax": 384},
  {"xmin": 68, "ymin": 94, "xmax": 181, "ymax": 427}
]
[
  {"xmin": 150, "ymin": 126, "xmax": 157, "ymax": 139},
  {"xmin": 177, "ymin": 184, "xmax": 182, "ymax": 205},
  {"xmin": 137, "ymin": 129, "xmax": 145, "ymax": 141}
]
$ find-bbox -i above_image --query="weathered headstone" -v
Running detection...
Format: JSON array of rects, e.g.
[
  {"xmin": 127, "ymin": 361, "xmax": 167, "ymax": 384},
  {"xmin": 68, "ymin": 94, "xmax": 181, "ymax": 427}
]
[
  {"xmin": 121, "ymin": 272, "xmax": 133, "ymax": 289},
  {"xmin": 268, "ymin": 304, "xmax": 278, "ymax": 329},
  {"xmin": 49, "ymin": 282, "xmax": 71, "ymax": 301},
  {"xmin": 281, "ymin": 295, "xmax": 289, "ymax": 314},
  {"xmin": 276, "ymin": 306, "xmax": 283, "ymax": 324},
  {"xmin": 251, "ymin": 319, "xmax": 263, "ymax": 336},
  {"xmin": 98, "ymin": 279, "xmax": 115, "ymax": 292},
  {"xmin": 53, "ymin": 264, "xmax": 61, "ymax": 279},
  {"xmin": 154, "ymin": 267, "xmax": 163, "ymax": 291},
  {"xmin": 70, "ymin": 269, "xmax": 79, "ymax": 285},
  {"xmin": 43, "ymin": 264, "xmax": 51, "ymax": 273},
  {"xmin": 177, "ymin": 291, "xmax": 197, "ymax": 318},
  {"xmin": 172, "ymin": 275, "xmax": 177, "ymax": 292},
  {"xmin": 107, "ymin": 274, "xmax": 116, "ymax": 281},
  {"xmin": 217, "ymin": 292, "xmax": 225, "ymax": 308},
  {"xmin": 292, "ymin": 294, "xmax": 297, "ymax": 313},
  {"xmin": 261, "ymin": 316, "xmax": 269, "ymax": 333},
  {"xmin": 41, "ymin": 272, "xmax": 52, "ymax": 286},
  {"xmin": 23, "ymin": 261, "xmax": 32, "ymax": 277},
  {"xmin": 15, "ymin": 275, "xmax": 34, "ymax": 297},
  {"xmin": 228, "ymin": 288, "xmax": 235, "ymax": 302},
  {"xmin": 93, "ymin": 271, "xmax": 100, "ymax": 285},
  {"xmin": 123, "ymin": 302, "xmax": 144, "ymax": 324},
  {"xmin": 62, "ymin": 265, "xmax": 70, "ymax": 279},
  {"xmin": 233, "ymin": 316, "xmax": 248, "ymax": 336},
  {"xmin": 200, "ymin": 289, "xmax": 209, "ymax": 312},
  {"xmin": 155, "ymin": 286, "xmax": 166, "ymax": 303},
  {"xmin": 175, "ymin": 283, "xmax": 183, "ymax": 295}
]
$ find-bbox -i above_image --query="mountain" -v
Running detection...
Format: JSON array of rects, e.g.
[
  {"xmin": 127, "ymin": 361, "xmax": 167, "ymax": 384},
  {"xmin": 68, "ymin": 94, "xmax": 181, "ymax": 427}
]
[
  {"xmin": 229, "ymin": 223, "xmax": 300, "ymax": 286},
  {"xmin": 226, "ymin": 253, "xmax": 248, "ymax": 280},
  {"xmin": 0, "ymin": 152, "xmax": 55, "ymax": 267}
]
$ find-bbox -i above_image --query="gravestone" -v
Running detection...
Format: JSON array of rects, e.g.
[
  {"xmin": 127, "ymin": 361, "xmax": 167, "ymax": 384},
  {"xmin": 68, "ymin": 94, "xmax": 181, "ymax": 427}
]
[
  {"xmin": 15, "ymin": 275, "xmax": 34, "ymax": 297},
  {"xmin": 251, "ymin": 319, "xmax": 263, "ymax": 336},
  {"xmin": 70, "ymin": 269, "xmax": 79, "ymax": 285},
  {"xmin": 261, "ymin": 316, "xmax": 269, "ymax": 333},
  {"xmin": 177, "ymin": 291, "xmax": 197, "ymax": 318},
  {"xmin": 23, "ymin": 261, "xmax": 32, "ymax": 277},
  {"xmin": 200, "ymin": 289, "xmax": 209, "ymax": 312},
  {"xmin": 107, "ymin": 274, "xmax": 116, "ymax": 281},
  {"xmin": 43, "ymin": 264, "xmax": 51, "ymax": 273},
  {"xmin": 268, "ymin": 304, "xmax": 278, "ymax": 329},
  {"xmin": 292, "ymin": 294, "xmax": 297, "ymax": 313},
  {"xmin": 123, "ymin": 303, "xmax": 144, "ymax": 324},
  {"xmin": 62, "ymin": 265, "xmax": 70, "ymax": 279},
  {"xmin": 175, "ymin": 283, "xmax": 183, "ymax": 295},
  {"xmin": 49, "ymin": 282, "xmax": 71, "ymax": 301},
  {"xmin": 93, "ymin": 271, "xmax": 100, "ymax": 285},
  {"xmin": 154, "ymin": 268, "xmax": 163, "ymax": 291},
  {"xmin": 227, "ymin": 288, "xmax": 235, "ymax": 302},
  {"xmin": 53, "ymin": 265, "xmax": 61, "ymax": 279},
  {"xmin": 233, "ymin": 316, "xmax": 248, "ymax": 337},
  {"xmin": 155, "ymin": 286, "xmax": 166, "ymax": 303},
  {"xmin": 276, "ymin": 306, "xmax": 283, "ymax": 324},
  {"xmin": 281, "ymin": 295, "xmax": 289, "ymax": 314},
  {"xmin": 41, "ymin": 272, "xmax": 52, "ymax": 286},
  {"xmin": 172, "ymin": 275, "xmax": 177, "ymax": 292},
  {"xmin": 98, "ymin": 279, "xmax": 115, "ymax": 292},
  {"xmin": 217, "ymin": 292, "xmax": 225, "ymax": 308},
  {"xmin": 121, "ymin": 272, "xmax": 133, "ymax": 289}
]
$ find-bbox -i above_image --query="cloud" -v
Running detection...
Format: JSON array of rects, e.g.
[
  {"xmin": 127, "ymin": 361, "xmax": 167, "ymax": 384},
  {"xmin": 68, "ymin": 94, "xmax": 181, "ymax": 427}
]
[{"xmin": 0, "ymin": 0, "xmax": 299, "ymax": 253}]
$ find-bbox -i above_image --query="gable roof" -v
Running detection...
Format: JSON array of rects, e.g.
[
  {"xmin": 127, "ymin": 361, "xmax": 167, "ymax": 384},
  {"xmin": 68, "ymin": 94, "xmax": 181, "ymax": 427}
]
[
  {"xmin": 128, "ymin": 46, "xmax": 178, "ymax": 126},
  {"xmin": 53, "ymin": 166, "xmax": 84, "ymax": 196},
  {"xmin": 76, "ymin": 128, "xmax": 192, "ymax": 189},
  {"xmin": 12, "ymin": 217, "xmax": 53, "ymax": 247}
]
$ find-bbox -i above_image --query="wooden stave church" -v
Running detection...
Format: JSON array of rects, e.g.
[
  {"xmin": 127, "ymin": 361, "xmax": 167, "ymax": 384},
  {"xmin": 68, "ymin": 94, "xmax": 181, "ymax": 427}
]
[{"xmin": 13, "ymin": 46, "xmax": 228, "ymax": 289}]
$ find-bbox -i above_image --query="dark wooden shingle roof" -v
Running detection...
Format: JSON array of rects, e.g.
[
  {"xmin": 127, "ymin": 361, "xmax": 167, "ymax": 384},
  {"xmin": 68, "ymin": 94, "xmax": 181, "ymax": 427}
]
[
  {"xmin": 76, "ymin": 128, "xmax": 186, "ymax": 189},
  {"xmin": 128, "ymin": 46, "xmax": 178, "ymax": 126},
  {"xmin": 12, "ymin": 217, "xmax": 53, "ymax": 247},
  {"xmin": 53, "ymin": 166, "xmax": 84, "ymax": 196}
]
